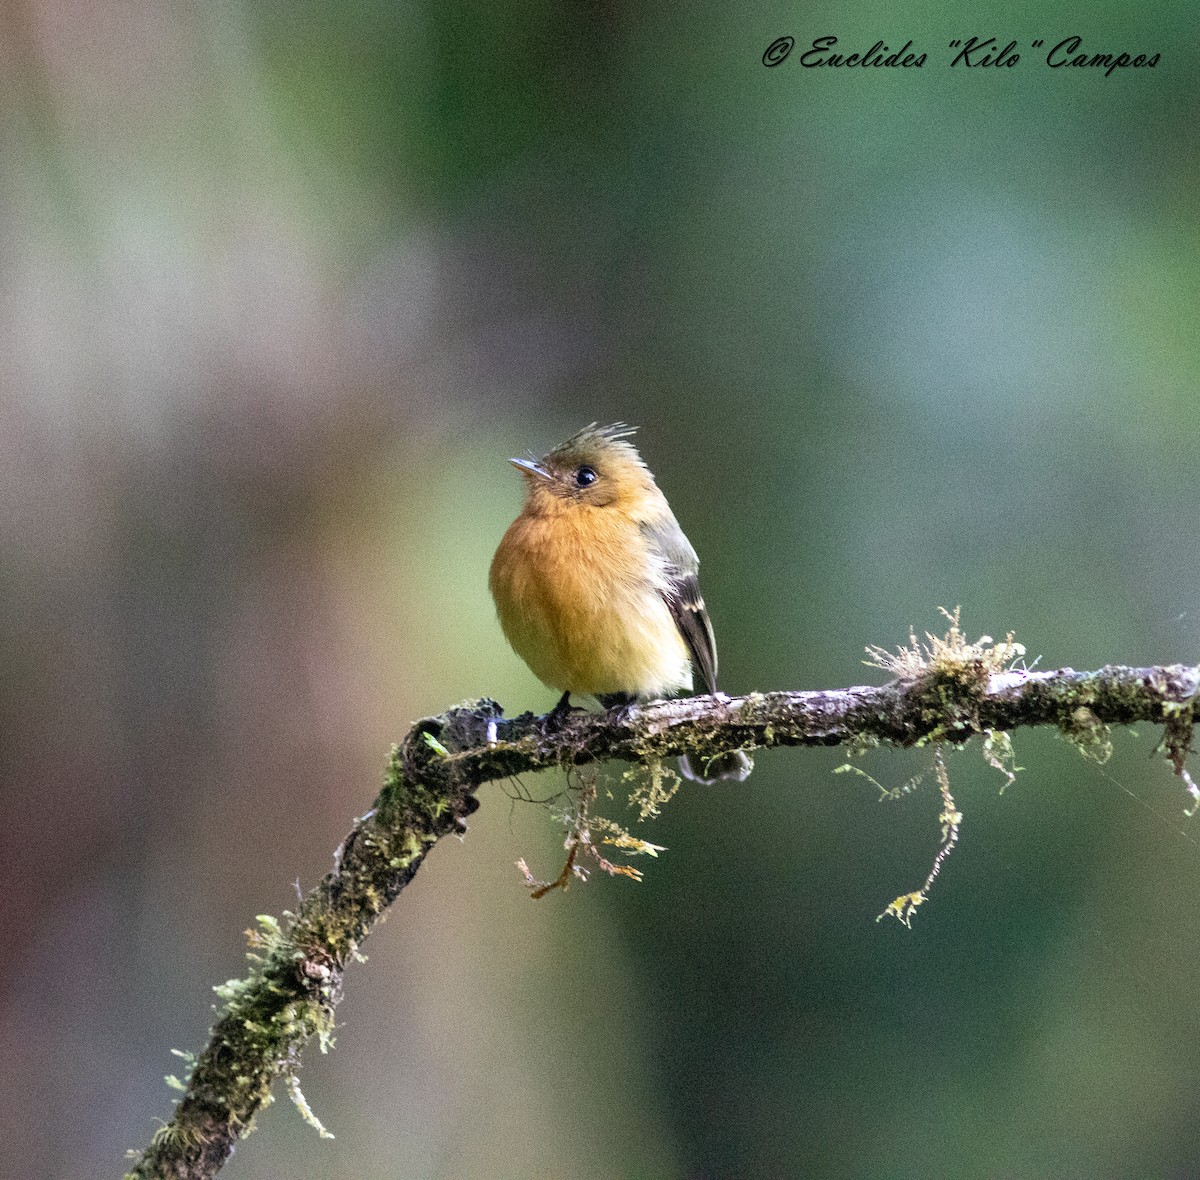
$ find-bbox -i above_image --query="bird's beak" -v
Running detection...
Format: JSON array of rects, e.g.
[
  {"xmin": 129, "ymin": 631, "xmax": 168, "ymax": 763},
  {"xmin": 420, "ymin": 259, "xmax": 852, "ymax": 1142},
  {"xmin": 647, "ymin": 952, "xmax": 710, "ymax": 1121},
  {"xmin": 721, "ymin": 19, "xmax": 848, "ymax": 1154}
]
[{"xmin": 508, "ymin": 456, "xmax": 552, "ymax": 480}]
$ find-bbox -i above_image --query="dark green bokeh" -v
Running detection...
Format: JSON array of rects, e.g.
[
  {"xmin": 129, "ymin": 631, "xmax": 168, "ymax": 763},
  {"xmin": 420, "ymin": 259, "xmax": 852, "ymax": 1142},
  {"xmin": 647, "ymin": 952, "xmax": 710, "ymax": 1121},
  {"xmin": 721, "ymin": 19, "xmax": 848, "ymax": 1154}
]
[{"xmin": 2, "ymin": 1, "xmax": 1198, "ymax": 1177}]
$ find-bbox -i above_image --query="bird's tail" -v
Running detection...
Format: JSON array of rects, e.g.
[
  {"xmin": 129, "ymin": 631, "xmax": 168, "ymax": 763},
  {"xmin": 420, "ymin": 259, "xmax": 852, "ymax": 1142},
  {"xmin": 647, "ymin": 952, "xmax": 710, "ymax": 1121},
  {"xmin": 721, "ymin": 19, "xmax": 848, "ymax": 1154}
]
[{"xmin": 678, "ymin": 750, "xmax": 753, "ymax": 784}]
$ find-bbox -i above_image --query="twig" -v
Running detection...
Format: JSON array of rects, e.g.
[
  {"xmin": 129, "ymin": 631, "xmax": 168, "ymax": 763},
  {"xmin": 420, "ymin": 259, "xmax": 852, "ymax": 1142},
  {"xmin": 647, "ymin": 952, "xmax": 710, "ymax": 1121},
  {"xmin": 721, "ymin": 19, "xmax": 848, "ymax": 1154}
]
[{"xmin": 124, "ymin": 661, "xmax": 1199, "ymax": 1179}]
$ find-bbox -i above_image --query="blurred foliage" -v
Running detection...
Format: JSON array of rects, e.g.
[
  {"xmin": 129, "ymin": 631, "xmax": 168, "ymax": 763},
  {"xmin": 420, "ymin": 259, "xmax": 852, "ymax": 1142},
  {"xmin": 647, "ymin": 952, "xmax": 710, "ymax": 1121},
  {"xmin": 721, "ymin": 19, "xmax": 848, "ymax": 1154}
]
[{"xmin": 2, "ymin": 0, "xmax": 1199, "ymax": 1177}]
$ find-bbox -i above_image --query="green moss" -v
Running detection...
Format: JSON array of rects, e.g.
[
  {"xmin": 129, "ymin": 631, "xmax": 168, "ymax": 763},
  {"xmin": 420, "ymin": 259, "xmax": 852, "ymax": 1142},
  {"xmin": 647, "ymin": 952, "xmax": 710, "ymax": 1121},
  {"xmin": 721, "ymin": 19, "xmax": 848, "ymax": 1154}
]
[
  {"xmin": 128, "ymin": 670, "xmax": 1200, "ymax": 1177},
  {"xmin": 1059, "ymin": 704, "xmax": 1113, "ymax": 764},
  {"xmin": 124, "ymin": 725, "xmax": 478, "ymax": 1178},
  {"xmin": 623, "ymin": 758, "xmax": 681, "ymax": 820}
]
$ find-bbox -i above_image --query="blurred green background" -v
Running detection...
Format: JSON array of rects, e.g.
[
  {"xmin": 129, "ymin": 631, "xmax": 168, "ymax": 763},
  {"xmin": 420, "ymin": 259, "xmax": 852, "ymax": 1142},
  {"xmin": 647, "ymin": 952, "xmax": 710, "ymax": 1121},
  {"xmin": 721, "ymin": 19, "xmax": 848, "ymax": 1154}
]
[{"xmin": 3, "ymin": 0, "xmax": 1199, "ymax": 1177}]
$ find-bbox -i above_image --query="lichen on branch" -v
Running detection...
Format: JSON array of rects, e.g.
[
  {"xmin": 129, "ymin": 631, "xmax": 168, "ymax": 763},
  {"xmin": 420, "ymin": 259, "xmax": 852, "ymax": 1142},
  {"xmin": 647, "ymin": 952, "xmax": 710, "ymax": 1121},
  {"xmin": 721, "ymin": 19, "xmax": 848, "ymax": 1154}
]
[{"xmin": 124, "ymin": 616, "xmax": 1200, "ymax": 1180}]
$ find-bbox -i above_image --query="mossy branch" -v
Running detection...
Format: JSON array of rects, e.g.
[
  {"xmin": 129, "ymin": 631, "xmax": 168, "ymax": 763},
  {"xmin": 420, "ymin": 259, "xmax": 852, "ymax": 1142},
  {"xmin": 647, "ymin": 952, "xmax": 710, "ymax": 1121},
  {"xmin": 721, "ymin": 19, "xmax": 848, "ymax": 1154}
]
[{"xmin": 125, "ymin": 658, "xmax": 1199, "ymax": 1179}]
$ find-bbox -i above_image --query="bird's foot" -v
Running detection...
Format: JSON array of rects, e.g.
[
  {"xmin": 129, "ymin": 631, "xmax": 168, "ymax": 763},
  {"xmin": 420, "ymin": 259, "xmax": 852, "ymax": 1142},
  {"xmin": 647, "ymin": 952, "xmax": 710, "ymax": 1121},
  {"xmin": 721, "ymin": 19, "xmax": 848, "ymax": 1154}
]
[
  {"xmin": 596, "ymin": 691, "xmax": 639, "ymax": 726},
  {"xmin": 545, "ymin": 691, "xmax": 581, "ymax": 731}
]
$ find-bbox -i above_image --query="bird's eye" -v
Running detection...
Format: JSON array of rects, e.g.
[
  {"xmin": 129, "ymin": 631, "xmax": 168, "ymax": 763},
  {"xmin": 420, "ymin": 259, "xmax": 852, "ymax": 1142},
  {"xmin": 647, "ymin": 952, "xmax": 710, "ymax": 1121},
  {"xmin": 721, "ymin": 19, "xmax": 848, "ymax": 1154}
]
[{"xmin": 575, "ymin": 465, "xmax": 597, "ymax": 487}]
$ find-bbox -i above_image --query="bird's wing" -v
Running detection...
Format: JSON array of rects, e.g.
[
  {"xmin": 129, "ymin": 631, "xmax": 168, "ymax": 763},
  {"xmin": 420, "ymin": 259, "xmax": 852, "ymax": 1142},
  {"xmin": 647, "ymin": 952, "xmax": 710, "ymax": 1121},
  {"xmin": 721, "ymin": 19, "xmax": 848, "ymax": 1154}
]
[{"xmin": 641, "ymin": 517, "xmax": 718, "ymax": 695}]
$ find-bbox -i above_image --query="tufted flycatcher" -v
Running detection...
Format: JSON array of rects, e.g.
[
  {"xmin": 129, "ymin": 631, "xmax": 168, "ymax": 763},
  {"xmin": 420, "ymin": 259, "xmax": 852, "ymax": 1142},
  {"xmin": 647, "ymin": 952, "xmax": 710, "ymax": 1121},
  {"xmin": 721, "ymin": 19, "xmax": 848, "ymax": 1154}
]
[{"xmin": 489, "ymin": 423, "xmax": 752, "ymax": 783}]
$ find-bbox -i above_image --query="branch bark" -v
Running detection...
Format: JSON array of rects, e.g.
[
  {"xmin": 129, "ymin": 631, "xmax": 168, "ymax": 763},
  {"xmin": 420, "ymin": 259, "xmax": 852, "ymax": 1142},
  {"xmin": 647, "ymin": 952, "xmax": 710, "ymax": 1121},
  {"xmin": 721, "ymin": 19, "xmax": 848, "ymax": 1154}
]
[{"xmin": 124, "ymin": 661, "xmax": 1199, "ymax": 1179}]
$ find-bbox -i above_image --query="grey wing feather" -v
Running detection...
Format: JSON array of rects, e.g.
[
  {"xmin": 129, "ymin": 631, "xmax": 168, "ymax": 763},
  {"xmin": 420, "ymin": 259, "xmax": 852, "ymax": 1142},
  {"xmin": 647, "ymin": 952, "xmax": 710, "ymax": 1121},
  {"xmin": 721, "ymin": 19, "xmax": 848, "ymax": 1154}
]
[{"xmin": 641, "ymin": 518, "xmax": 718, "ymax": 695}]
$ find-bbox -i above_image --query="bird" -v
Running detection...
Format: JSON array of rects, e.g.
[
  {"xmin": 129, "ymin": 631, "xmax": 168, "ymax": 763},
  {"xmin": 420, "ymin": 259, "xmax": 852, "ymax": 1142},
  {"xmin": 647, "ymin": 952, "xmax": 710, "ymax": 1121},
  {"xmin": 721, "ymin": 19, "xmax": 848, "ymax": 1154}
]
[{"xmin": 489, "ymin": 422, "xmax": 752, "ymax": 783}]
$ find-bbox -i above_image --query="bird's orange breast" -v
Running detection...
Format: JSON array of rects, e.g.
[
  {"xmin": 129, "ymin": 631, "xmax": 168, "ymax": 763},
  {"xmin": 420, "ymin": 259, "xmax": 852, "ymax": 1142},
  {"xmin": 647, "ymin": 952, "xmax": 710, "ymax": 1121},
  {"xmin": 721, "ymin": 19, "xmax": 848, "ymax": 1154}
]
[{"xmin": 489, "ymin": 507, "xmax": 692, "ymax": 699}]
